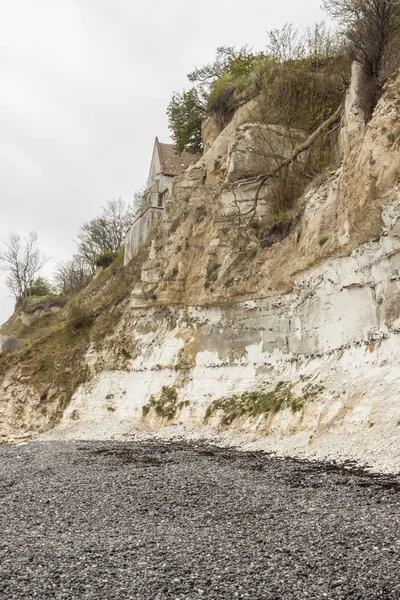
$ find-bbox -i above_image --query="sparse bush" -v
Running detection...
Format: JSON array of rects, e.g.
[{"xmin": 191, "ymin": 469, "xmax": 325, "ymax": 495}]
[
  {"xmin": 194, "ymin": 206, "xmax": 207, "ymax": 223},
  {"xmin": 322, "ymin": 0, "xmax": 400, "ymax": 115},
  {"xmin": 256, "ymin": 25, "xmax": 350, "ymax": 134},
  {"xmin": 1, "ymin": 336, "xmax": 22, "ymax": 354},
  {"xmin": 207, "ymin": 73, "xmax": 237, "ymax": 126},
  {"xmin": 213, "ymin": 159, "xmax": 221, "ymax": 171},
  {"xmin": 170, "ymin": 215, "xmax": 183, "ymax": 233},
  {"xmin": 142, "ymin": 386, "xmax": 189, "ymax": 420},
  {"xmin": 205, "ymin": 259, "xmax": 221, "ymax": 288},
  {"xmin": 319, "ymin": 236, "xmax": 329, "ymax": 246},
  {"xmin": 55, "ymin": 254, "xmax": 93, "ymax": 296},
  {"xmin": 67, "ymin": 300, "xmax": 95, "ymax": 333},
  {"xmin": 206, "ymin": 49, "xmax": 265, "ymax": 126},
  {"xmin": 95, "ymin": 251, "xmax": 118, "ymax": 269},
  {"xmin": 77, "ymin": 198, "xmax": 134, "ymax": 270},
  {"xmin": 204, "ymin": 383, "xmax": 294, "ymax": 425}
]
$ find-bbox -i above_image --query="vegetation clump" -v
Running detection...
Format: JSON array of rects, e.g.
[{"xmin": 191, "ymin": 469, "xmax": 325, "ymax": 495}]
[
  {"xmin": 95, "ymin": 251, "xmax": 119, "ymax": 269},
  {"xmin": 67, "ymin": 300, "xmax": 95, "ymax": 334},
  {"xmin": 204, "ymin": 382, "xmax": 324, "ymax": 426},
  {"xmin": 142, "ymin": 386, "xmax": 190, "ymax": 420},
  {"xmin": 167, "ymin": 26, "xmax": 350, "ymax": 154}
]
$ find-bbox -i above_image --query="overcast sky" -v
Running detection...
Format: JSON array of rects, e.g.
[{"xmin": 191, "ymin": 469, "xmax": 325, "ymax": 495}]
[{"xmin": 0, "ymin": 0, "xmax": 326, "ymax": 324}]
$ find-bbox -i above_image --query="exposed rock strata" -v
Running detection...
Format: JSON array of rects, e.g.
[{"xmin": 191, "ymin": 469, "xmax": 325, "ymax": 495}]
[{"xmin": 2, "ymin": 68, "xmax": 400, "ymax": 471}]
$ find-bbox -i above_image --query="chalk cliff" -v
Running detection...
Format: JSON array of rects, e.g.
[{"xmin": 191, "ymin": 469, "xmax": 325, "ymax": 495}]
[{"xmin": 2, "ymin": 66, "xmax": 400, "ymax": 472}]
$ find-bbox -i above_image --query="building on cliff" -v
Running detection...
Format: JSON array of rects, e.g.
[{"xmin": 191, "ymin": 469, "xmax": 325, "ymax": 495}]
[{"xmin": 124, "ymin": 138, "xmax": 197, "ymax": 265}]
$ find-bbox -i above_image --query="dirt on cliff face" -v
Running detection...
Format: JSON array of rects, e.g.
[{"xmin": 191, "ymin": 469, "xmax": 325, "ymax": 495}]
[
  {"xmin": 2, "ymin": 70, "xmax": 400, "ymax": 444},
  {"xmin": 0, "ymin": 249, "xmax": 149, "ymax": 439},
  {"xmin": 139, "ymin": 72, "xmax": 400, "ymax": 305}
]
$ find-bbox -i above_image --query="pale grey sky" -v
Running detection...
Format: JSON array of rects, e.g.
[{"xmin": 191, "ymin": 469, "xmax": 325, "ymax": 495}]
[{"xmin": 0, "ymin": 0, "xmax": 326, "ymax": 324}]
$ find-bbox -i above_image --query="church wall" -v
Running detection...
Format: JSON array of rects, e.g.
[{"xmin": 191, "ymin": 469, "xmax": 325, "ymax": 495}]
[{"xmin": 124, "ymin": 206, "xmax": 164, "ymax": 265}]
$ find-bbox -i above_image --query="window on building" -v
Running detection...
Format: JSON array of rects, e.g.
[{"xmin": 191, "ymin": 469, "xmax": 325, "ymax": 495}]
[{"xmin": 158, "ymin": 191, "xmax": 166, "ymax": 207}]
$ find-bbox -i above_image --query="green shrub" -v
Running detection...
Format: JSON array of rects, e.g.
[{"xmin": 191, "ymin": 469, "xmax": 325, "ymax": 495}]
[
  {"xmin": 142, "ymin": 386, "xmax": 189, "ymax": 420},
  {"xmin": 95, "ymin": 251, "xmax": 118, "ymax": 269},
  {"xmin": 30, "ymin": 277, "xmax": 52, "ymax": 297},
  {"xmin": 207, "ymin": 73, "xmax": 236, "ymax": 125},
  {"xmin": 205, "ymin": 382, "xmax": 324, "ymax": 425}
]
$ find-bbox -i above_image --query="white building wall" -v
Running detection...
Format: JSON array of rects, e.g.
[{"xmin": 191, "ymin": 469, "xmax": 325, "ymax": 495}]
[{"xmin": 124, "ymin": 141, "xmax": 175, "ymax": 265}]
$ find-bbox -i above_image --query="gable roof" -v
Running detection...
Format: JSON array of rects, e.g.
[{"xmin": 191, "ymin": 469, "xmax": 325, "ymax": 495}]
[{"xmin": 155, "ymin": 137, "xmax": 198, "ymax": 176}]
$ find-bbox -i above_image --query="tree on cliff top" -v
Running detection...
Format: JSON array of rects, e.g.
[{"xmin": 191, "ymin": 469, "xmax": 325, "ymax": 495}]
[
  {"xmin": 167, "ymin": 46, "xmax": 261, "ymax": 153},
  {"xmin": 167, "ymin": 89, "xmax": 205, "ymax": 154}
]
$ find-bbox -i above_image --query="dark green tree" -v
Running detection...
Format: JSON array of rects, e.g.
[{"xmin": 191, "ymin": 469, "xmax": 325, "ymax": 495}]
[
  {"xmin": 167, "ymin": 88, "xmax": 205, "ymax": 154},
  {"xmin": 30, "ymin": 276, "xmax": 52, "ymax": 297}
]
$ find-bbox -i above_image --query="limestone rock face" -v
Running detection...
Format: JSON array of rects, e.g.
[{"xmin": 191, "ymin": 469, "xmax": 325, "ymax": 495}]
[
  {"xmin": 226, "ymin": 123, "xmax": 306, "ymax": 182},
  {"xmin": 18, "ymin": 298, "xmax": 65, "ymax": 327},
  {"xmin": 3, "ymin": 68, "xmax": 400, "ymax": 472},
  {"xmin": 202, "ymin": 115, "xmax": 221, "ymax": 152}
]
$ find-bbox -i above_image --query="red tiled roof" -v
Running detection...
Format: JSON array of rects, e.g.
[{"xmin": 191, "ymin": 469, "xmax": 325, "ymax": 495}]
[{"xmin": 156, "ymin": 137, "xmax": 199, "ymax": 176}]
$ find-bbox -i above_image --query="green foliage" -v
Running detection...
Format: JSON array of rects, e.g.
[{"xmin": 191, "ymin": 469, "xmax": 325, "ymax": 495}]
[
  {"xmin": 168, "ymin": 46, "xmax": 263, "ymax": 151},
  {"xmin": 95, "ymin": 251, "xmax": 118, "ymax": 269},
  {"xmin": 142, "ymin": 386, "xmax": 189, "ymax": 420},
  {"xmin": 167, "ymin": 89, "xmax": 205, "ymax": 154},
  {"xmin": 30, "ymin": 276, "xmax": 52, "ymax": 297},
  {"xmin": 188, "ymin": 45, "xmax": 259, "ymax": 90},
  {"xmin": 167, "ymin": 27, "xmax": 350, "ymax": 156},
  {"xmin": 204, "ymin": 383, "xmax": 294, "ymax": 425},
  {"xmin": 204, "ymin": 383, "xmax": 324, "ymax": 426},
  {"xmin": 207, "ymin": 73, "xmax": 236, "ymax": 124},
  {"xmin": 207, "ymin": 50, "xmax": 264, "ymax": 125},
  {"xmin": 254, "ymin": 25, "xmax": 350, "ymax": 133}
]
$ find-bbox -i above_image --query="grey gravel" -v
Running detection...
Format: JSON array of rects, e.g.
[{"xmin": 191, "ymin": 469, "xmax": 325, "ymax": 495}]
[{"xmin": 1, "ymin": 441, "xmax": 400, "ymax": 599}]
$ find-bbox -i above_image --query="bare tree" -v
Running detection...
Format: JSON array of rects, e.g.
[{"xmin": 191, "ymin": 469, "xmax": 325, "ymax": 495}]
[
  {"xmin": 0, "ymin": 232, "xmax": 48, "ymax": 301},
  {"xmin": 54, "ymin": 254, "xmax": 92, "ymax": 295},
  {"xmin": 77, "ymin": 198, "xmax": 134, "ymax": 269},
  {"xmin": 322, "ymin": 0, "xmax": 400, "ymax": 80}
]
